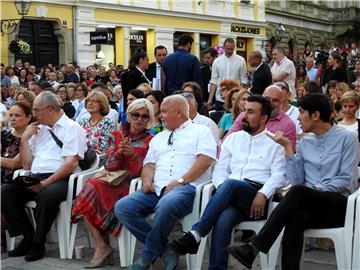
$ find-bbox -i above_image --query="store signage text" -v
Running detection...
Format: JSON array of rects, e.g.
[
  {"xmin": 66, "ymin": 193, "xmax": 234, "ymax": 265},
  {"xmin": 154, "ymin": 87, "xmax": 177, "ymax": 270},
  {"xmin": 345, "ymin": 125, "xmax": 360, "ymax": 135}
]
[
  {"xmin": 231, "ymin": 24, "xmax": 260, "ymax": 35},
  {"xmin": 90, "ymin": 32, "xmax": 108, "ymax": 44},
  {"xmin": 130, "ymin": 34, "xmax": 145, "ymax": 44}
]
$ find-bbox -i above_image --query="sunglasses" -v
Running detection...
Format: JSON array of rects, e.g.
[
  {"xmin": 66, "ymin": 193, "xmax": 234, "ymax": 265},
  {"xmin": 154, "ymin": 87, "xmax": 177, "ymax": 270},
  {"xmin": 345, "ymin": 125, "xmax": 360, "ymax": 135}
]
[{"xmin": 130, "ymin": 112, "xmax": 150, "ymax": 121}]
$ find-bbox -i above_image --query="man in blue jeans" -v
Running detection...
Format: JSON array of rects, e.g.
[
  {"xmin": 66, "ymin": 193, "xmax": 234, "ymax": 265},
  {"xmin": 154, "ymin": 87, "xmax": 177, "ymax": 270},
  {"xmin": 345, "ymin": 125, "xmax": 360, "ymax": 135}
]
[
  {"xmin": 115, "ymin": 95, "xmax": 217, "ymax": 270},
  {"xmin": 168, "ymin": 95, "xmax": 287, "ymax": 270}
]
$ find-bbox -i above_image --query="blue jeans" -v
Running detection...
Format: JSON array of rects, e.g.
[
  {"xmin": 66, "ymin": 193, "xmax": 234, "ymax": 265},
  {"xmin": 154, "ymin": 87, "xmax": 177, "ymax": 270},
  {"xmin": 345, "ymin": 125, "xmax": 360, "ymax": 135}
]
[
  {"xmin": 192, "ymin": 179, "xmax": 265, "ymax": 270},
  {"xmin": 115, "ymin": 184, "xmax": 196, "ymax": 262}
]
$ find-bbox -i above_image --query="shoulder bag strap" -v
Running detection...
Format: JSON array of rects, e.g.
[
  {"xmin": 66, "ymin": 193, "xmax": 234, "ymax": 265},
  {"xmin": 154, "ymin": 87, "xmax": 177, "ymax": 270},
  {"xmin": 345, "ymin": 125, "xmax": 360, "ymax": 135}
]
[{"xmin": 49, "ymin": 129, "xmax": 63, "ymax": 148}]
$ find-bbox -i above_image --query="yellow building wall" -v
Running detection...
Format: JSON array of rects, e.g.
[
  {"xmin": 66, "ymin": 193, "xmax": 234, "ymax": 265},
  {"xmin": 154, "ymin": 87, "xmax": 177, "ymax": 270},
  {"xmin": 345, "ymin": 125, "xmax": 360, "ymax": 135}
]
[
  {"xmin": 1, "ymin": 1, "xmax": 73, "ymax": 65},
  {"xmin": 146, "ymin": 30, "xmax": 156, "ymax": 63},
  {"xmin": 95, "ymin": 10, "xmax": 221, "ymax": 32},
  {"xmin": 115, "ymin": 27, "xmax": 125, "ymax": 66}
]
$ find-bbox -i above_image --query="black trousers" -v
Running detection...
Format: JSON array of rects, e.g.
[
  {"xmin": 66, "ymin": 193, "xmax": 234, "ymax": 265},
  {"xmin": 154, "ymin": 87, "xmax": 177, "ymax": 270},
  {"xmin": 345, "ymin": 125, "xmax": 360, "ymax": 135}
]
[
  {"xmin": 253, "ymin": 185, "xmax": 347, "ymax": 270},
  {"xmin": 1, "ymin": 174, "xmax": 68, "ymax": 244}
]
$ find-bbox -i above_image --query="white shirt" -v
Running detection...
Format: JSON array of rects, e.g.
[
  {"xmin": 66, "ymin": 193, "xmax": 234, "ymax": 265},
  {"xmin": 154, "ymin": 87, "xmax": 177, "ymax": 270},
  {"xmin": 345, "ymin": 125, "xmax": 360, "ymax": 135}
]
[
  {"xmin": 29, "ymin": 113, "xmax": 87, "ymax": 174},
  {"xmin": 210, "ymin": 54, "xmax": 248, "ymax": 102},
  {"xmin": 10, "ymin": 76, "xmax": 19, "ymax": 84},
  {"xmin": 286, "ymin": 105, "xmax": 302, "ymax": 135},
  {"xmin": 271, "ymin": 56, "xmax": 296, "ymax": 97},
  {"xmin": 72, "ymin": 99, "xmax": 85, "ymax": 111},
  {"xmin": 192, "ymin": 113, "xmax": 220, "ymax": 145},
  {"xmin": 212, "ymin": 129, "xmax": 286, "ymax": 199},
  {"xmin": 143, "ymin": 120, "xmax": 217, "ymax": 195},
  {"xmin": 76, "ymin": 108, "xmax": 119, "ymax": 130}
]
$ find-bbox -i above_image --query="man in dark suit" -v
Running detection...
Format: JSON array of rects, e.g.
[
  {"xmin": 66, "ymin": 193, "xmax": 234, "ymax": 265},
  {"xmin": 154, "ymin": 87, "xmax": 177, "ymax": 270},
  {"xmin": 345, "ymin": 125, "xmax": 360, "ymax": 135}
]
[
  {"xmin": 201, "ymin": 47, "xmax": 218, "ymax": 103},
  {"xmin": 248, "ymin": 50, "xmax": 272, "ymax": 95},
  {"xmin": 163, "ymin": 34, "xmax": 202, "ymax": 95},
  {"xmin": 146, "ymin": 45, "xmax": 168, "ymax": 93}
]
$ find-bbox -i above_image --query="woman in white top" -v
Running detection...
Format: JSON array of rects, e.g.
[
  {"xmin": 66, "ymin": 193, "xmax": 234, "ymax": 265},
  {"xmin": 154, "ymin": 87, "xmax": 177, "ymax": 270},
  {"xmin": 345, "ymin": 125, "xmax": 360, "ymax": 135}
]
[
  {"xmin": 5, "ymin": 66, "xmax": 19, "ymax": 84},
  {"xmin": 338, "ymin": 91, "xmax": 359, "ymax": 141}
]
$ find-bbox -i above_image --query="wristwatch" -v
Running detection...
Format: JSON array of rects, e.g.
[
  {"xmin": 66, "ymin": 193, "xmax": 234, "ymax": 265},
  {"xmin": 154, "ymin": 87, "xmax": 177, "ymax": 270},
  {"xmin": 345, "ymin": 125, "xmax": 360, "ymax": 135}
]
[{"xmin": 177, "ymin": 178, "xmax": 185, "ymax": 185}]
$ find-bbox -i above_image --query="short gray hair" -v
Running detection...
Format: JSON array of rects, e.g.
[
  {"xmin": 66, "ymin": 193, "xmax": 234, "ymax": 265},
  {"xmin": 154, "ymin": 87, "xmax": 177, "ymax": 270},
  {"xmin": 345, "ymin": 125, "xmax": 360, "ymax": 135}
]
[
  {"xmin": 163, "ymin": 95, "xmax": 189, "ymax": 118},
  {"xmin": 38, "ymin": 91, "xmax": 62, "ymax": 111},
  {"xmin": 127, "ymin": 98, "xmax": 154, "ymax": 129}
]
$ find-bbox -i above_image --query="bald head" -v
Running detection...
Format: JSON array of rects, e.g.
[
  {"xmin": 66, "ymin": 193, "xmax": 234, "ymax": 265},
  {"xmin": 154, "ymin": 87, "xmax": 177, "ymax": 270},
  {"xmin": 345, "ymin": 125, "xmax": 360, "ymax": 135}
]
[
  {"xmin": 248, "ymin": 50, "xmax": 263, "ymax": 67},
  {"xmin": 263, "ymin": 85, "xmax": 285, "ymax": 114},
  {"xmin": 160, "ymin": 95, "xmax": 189, "ymax": 130}
]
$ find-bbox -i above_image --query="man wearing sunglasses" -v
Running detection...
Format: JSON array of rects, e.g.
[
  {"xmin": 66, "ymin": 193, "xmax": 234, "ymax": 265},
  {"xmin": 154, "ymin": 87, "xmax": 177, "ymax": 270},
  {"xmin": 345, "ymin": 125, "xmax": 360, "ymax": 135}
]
[{"xmin": 115, "ymin": 95, "xmax": 217, "ymax": 270}]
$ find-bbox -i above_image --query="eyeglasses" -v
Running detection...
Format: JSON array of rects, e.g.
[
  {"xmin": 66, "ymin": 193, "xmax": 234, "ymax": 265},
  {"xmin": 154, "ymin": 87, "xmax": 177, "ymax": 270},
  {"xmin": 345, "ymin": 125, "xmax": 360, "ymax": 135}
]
[
  {"xmin": 168, "ymin": 131, "xmax": 174, "ymax": 145},
  {"xmin": 130, "ymin": 112, "xmax": 150, "ymax": 121},
  {"xmin": 32, "ymin": 106, "xmax": 50, "ymax": 113},
  {"xmin": 86, "ymin": 98, "xmax": 100, "ymax": 104},
  {"xmin": 180, "ymin": 92, "xmax": 195, "ymax": 98}
]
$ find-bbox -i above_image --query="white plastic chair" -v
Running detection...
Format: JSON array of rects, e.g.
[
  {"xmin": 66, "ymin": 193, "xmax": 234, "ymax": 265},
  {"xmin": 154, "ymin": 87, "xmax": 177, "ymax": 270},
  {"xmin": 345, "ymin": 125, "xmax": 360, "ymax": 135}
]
[
  {"xmin": 301, "ymin": 188, "xmax": 359, "ymax": 269},
  {"xmin": 194, "ymin": 182, "xmax": 282, "ymax": 270},
  {"xmin": 7, "ymin": 155, "xmax": 100, "ymax": 259},
  {"xmin": 120, "ymin": 178, "xmax": 209, "ymax": 269},
  {"xmin": 352, "ymin": 194, "xmax": 360, "ymax": 270}
]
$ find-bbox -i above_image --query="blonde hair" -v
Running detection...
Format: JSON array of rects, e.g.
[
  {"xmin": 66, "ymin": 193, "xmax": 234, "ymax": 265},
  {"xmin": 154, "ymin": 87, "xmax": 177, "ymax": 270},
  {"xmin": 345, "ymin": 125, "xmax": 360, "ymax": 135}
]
[
  {"xmin": 127, "ymin": 98, "xmax": 155, "ymax": 129},
  {"xmin": 340, "ymin": 91, "xmax": 360, "ymax": 107},
  {"xmin": 233, "ymin": 89, "xmax": 252, "ymax": 118},
  {"xmin": 336, "ymin": 82, "xmax": 350, "ymax": 96},
  {"xmin": 85, "ymin": 91, "xmax": 110, "ymax": 116}
]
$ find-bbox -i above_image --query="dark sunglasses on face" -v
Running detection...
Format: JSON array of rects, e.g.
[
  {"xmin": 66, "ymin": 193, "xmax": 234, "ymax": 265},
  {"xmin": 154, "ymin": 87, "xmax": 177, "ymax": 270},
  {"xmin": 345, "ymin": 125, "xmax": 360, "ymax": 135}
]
[{"xmin": 130, "ymin": 112, "xmax": 150, "ymax": 121}]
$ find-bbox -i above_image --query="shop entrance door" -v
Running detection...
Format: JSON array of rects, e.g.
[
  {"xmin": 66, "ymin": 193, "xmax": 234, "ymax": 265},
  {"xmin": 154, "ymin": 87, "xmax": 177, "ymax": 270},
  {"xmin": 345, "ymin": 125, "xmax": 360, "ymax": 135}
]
[
  {"xmin": 16, "ymin": 19, "xmax": 59, "ymax": 67},
  {"xmin": 236, "ymin": 37, "xmax": 247, "ymax": 59}
]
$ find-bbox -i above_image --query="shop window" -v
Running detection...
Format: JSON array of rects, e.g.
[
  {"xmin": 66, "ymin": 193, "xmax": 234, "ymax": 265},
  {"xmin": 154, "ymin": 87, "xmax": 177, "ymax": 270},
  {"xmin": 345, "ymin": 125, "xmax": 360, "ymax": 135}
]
[
  {"xmin": 236, "ymin": 37, "xmax": 247, "ymax": 59},
  {"xmin": 130, "ymin": 30, "xmax": 147, "ymax": 55},
  {"xmin": 173, "ymin": 31, "xmax": 191, "ymax": 51},
  {"xmin": 199, "ymin": 34, "xmax": 212, "ymax": 64}
]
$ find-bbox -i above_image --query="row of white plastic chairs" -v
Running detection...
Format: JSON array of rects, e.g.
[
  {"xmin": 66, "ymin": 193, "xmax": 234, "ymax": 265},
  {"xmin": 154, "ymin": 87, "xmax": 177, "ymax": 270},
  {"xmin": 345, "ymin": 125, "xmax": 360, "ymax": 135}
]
[{"xmin": 7, "ymin": 161, "xmax": 360, "ymax": 270}]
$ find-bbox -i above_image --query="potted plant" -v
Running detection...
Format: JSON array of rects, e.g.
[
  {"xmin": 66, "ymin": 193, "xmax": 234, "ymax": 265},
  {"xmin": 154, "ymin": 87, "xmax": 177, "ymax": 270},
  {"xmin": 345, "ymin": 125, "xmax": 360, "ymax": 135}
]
[{"xmin": 8, "ymin": 38, "xmax": 32, "ymax": 55}]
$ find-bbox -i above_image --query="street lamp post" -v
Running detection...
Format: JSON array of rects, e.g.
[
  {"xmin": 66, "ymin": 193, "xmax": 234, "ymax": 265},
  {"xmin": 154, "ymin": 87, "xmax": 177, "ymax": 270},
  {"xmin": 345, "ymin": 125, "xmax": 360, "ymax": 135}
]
[
  {"xmin": 1, "ymin": 0, "xmax": 31, "ymax": 36},
  {"xmin": 275, "ymin": 23, "xmax": 285, "ymax": 43}
]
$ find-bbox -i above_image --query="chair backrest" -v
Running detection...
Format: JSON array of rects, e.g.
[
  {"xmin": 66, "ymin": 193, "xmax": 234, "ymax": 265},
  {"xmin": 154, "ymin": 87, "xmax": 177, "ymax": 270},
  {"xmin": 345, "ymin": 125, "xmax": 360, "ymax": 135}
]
[{"xmin": 209, "ymin": 110, "xmax": 225, "ymax": 125}]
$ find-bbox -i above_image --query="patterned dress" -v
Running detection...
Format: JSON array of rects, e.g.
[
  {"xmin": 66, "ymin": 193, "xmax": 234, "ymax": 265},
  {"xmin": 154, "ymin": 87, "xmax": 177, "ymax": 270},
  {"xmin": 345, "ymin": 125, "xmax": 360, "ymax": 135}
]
[
  {"xmin": 79, "ymin": 117, "xmax": 114, "ymax": 156},
  {"xmin": 71, "ymin": 127, "xmax": 153, "ymax": 236},
  {"xmin": 1, "ymin": 130, "xmax": 21, "ymax": 182}
]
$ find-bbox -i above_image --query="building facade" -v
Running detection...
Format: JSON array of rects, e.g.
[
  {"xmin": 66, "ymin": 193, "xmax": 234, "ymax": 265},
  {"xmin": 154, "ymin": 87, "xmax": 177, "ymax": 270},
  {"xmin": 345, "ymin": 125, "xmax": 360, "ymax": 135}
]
[{"xmin": 265, "ymin": 0, "xmax": 360, "ymax": 62}]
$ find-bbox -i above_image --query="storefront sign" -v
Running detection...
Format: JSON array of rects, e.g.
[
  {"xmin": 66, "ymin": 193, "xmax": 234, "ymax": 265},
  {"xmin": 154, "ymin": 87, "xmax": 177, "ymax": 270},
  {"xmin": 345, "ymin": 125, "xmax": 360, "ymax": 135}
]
[
  {"xmin": 130, "ymin": 31, "xmax": 147, "ymax": 55},
  {"xmin": 231, "ymin": 24, "xmax": 260, "ymax": 35},
  {"xmin": 236, "ymin": 38, "xmax": 246, "ymax": 51},
  {"xmin": 90, "ymin": 31, "xmax": 108, "ymax": 44}
]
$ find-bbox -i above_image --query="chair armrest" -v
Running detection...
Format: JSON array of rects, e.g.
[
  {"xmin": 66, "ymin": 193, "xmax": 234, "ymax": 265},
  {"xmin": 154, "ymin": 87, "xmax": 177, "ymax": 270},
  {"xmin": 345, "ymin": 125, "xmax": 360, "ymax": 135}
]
[
  {"xmin": 130, "ymin": 178, "xmax": 142, "ymax": 193},
  {"xmin": 201, "ymin": 182, "xmax": 216, "ymax": 214}
]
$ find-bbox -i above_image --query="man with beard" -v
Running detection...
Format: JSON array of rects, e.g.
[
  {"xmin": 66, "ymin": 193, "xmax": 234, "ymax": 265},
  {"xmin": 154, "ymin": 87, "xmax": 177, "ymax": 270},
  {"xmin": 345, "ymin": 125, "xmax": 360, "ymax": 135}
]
[{"xmin": 168, "ymin": 95, "xmax": 286, "ymax": 270}]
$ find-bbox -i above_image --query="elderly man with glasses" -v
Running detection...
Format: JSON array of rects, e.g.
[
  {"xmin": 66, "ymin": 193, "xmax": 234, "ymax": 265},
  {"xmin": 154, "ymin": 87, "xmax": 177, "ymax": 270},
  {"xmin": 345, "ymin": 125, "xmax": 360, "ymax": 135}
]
[
  {"xmin": 2, "ymin": 91, "xmax": 87, "ymax": 262},
  {"xmin": 115, "ymin": 95, "xmax": 217, "ymax": 270}
]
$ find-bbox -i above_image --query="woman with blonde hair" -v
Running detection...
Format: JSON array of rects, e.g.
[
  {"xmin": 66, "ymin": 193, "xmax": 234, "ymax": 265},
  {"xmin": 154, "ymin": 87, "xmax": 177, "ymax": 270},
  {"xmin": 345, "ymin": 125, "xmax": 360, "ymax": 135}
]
[
  {"xmin": 218, "ymin": 87, "xmax": 241, "ymax": 139},
  {"xmin": 79, "ymin": 91, "xmax": 114, "ymax": 157},
  {"xmin": 338, "ymin": 91, "xmax": 360, "ymax": 141},
  {"xmin": 71, "ymin": 98, "xmax": 154, "ymax": 268},
  {"xmin": 233, "ymin": 89, "xmax": 252, "ymax": 119}
]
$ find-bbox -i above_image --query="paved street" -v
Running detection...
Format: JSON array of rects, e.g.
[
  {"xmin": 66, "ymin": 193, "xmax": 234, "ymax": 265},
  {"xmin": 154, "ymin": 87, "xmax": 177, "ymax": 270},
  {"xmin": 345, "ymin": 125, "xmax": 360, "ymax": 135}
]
[{"xmin": 1, "ymin": 223, "xmax": 337, "ymax": 270}]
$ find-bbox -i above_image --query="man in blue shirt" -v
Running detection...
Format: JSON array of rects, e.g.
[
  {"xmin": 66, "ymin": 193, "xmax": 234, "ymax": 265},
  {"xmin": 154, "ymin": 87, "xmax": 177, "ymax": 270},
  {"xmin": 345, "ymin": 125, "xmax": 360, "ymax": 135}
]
[
  {"xmin": 163, "ymin": 34, "xmax": 202, "ymax": 95},
  {"xmin": 228, "ymin": 93, "xmax": 359, "ymax": 270},
  {"xmin": 305, "ymin": 56, "xmax": 318, "ymax": 81}
]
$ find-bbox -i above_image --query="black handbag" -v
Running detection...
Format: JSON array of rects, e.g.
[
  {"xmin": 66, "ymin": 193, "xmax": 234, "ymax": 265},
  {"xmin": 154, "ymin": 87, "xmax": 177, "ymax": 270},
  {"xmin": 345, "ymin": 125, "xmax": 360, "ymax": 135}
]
[{"xmin": 49, "ymin": 130, "xmax": 96, "ymax": 170}]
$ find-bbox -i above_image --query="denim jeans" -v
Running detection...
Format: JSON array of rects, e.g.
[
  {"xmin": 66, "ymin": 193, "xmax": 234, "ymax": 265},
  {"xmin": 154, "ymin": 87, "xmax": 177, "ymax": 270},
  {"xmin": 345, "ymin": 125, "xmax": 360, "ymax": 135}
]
[
  {"xmin": 115, "ymin": 184, "xmax": 196, "ymax": 262},
  {"xmin": 192, "ymin": 179, "xmax": 265, "ymax": 270}
]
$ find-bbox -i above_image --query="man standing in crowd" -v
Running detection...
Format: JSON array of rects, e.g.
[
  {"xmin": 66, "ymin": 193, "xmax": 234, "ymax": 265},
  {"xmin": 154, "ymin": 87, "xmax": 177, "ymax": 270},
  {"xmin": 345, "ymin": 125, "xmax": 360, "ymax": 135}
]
[
  {"xmin": 2, "ymin": 91, "xmax": 87, "ymax": 262},
  {"xmin": 271, "ymin": 46, "xmax": 296, "ymax": 97},
  {"xmin": 228, "ymin": 85, "xmax": 297, "ymax": 150},
  {"xmin": 94, "ymin": 66, "xmax": 110, "ymax": 85},
  {"xmin": 228, "ymin": 93, "xmax": 359, "ymax": 270},
  {"xmin": 169, "ymin": 95, "xmax": 286, "ymax": 270},
  {"xmin": 207, "ymin": 38, "xmax": 248, "ymax": 110},
  {"xmin": 323, "ymin": 52, "xmax": 347, "ymax": 86},
  {"xmin": 201, "ymin": 47, "xmax": 218, "ymax": 104},
  {"xmin": 163, "ymin": 34, "xmax": 202, "ymax": 95},
  {"xmin": 115, "ymin": 95, "xmax": 216, "ymax": 270},
  {"xmin": 28, "ymin": 65, "xmax": 41, "ymax": 81},
  {"xmin": 146, "ymin": 45, "xmax": 168, "ymax": 93},
  {"xmin": 248, "ymin": 50, "xmax": 272, "ymax": 95},
  {"xmin": 64, "ymin": 63, "xmax": 80, "ymax": 83},
  {"xmin": 305, "ymin": 56, "xmax": 318, "ymax": 81}
]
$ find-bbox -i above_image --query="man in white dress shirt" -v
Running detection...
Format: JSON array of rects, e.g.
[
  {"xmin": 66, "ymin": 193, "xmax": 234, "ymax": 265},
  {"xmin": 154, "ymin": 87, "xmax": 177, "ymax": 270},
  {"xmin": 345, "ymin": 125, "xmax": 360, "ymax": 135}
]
[
  {"xmin": 169, "ymin": 95, "xmax": 286, "ymax": 270},
  {"xmin": 115, "ymin": 95, "xmax": 217, "ymax": 270},
  {"xmin": 207, "ymin": 38, "xmax": 248, "ymax": 110},
  {"xmin": 271, "ymin": 46, "xmax": 296, "ymax": 97},
  {"xmin": 2, "ymin": 91, "xmax": 87, "ymax": 262}
]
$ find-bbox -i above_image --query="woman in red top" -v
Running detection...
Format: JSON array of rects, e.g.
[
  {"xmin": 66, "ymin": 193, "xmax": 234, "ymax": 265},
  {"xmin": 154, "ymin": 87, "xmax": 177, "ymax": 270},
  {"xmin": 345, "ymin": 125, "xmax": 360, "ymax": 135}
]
[{"xmin": 71, "ymin": 98, "xmax": 154, "ymax": 268}]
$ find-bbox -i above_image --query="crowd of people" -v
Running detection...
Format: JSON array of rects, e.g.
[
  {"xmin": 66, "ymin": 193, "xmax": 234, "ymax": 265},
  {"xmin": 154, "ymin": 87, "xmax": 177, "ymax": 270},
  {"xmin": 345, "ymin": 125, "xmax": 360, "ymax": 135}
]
[{"xmin": 1, "ymin": 34, "xmax": 359, "ymax": 270}]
